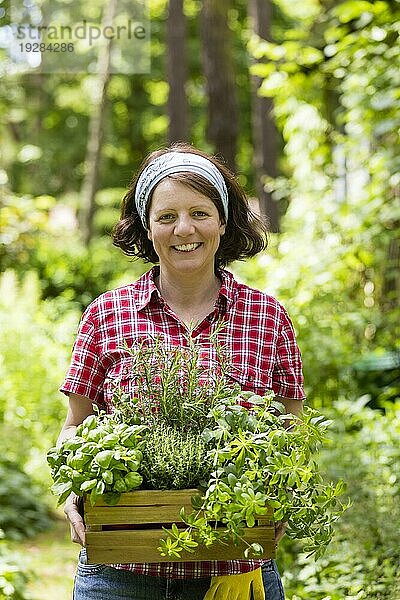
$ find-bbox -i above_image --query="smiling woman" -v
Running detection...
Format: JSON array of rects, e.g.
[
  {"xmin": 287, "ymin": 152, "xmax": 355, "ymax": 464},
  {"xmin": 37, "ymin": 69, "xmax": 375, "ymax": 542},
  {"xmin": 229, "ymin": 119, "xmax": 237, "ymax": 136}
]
[{"xmin": 57, "ymin": 142, "xmax": 305, "ymax": 600}]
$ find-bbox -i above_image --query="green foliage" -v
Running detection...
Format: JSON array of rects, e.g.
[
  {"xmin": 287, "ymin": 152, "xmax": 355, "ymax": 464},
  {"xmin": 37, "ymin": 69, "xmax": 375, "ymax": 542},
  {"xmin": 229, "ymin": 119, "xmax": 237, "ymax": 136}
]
[
  {"xmin": 0, "ymin": 264, "xmax": 77, "ymax": 553},
  {"xmin": 1, "ymin": 1, "xmax": 398, "ymax": 593},
  {"xmin": 48, "ymin": 336, "xmax": 347, "ymax": 560},
  {"xmin": 0, "ymin": 534, "xmax": 30, "ymax": 600},
  {"xmin": 160, "ymin": 393, "xmax": 348, "ymax": 560},
  {"xmin": 48, "ymin": 414, "xmax": 146, "ymax": 507},
  {"xmin": 0, "ymin": 459, "xmax": 52, "ymax": 541},
  {"xmin": 0, "ymin": 270, "xmax": 79, "ymax": 471},
  {"xmin": 1, "ymin": 191, "xmax": 147, "ymax": 309},
  {"xmin": 116, "ymin": 328, "xmax": 238, "ymax": 432},
  {"xmin": 140, "ymin": 423, "xmax": 212, "ymax": 490},
  {"xmin": 245, "ymin": 0, "xmax": 400, "ymax": 405},
  {"xmin": 279, "ymin": 398, "xmax": 400, "ymax": 599}
]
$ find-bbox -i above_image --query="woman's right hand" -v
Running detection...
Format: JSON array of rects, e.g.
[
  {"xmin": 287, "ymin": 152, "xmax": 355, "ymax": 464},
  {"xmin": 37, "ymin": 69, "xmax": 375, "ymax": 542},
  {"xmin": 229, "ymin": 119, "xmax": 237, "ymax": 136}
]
[
  {"xmin": 64, "ymin": 492, "xmax": 86, "ymax": 546},
  {"xmin": 58, "ymin": 394, "xmax": 95, "ymax": 547}
]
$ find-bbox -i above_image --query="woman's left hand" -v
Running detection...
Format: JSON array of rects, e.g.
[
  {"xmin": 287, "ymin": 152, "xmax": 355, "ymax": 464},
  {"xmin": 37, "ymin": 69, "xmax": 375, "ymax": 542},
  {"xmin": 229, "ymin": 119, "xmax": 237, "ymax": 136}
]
[{"xmin": 274, "ymin": 521, "xmax": 287, "ymax": 546}]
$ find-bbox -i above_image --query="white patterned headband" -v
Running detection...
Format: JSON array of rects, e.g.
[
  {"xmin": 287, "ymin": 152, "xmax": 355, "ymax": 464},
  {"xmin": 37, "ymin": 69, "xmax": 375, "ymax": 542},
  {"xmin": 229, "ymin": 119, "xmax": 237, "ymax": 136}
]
[{"xmin": 134, "ymin": 151, "xmax": 229, "ymax": 227}]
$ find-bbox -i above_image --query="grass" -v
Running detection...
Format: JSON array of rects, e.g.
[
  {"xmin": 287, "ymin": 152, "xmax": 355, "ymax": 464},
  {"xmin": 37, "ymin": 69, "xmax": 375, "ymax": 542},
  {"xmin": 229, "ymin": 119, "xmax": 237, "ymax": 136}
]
[{"xmin": 9, "ymin": 515, "xmax": 77, "ymax": 600}]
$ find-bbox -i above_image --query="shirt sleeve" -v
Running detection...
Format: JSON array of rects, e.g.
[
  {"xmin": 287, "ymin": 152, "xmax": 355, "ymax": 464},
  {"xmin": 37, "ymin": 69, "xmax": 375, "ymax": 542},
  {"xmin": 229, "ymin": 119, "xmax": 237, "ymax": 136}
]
[
  {"xmin": 60, "ymin": 302, "xmax": 105, "ymax": 405},
  {"xmin": 272, "ymin": 306, "xmax": 306, "ymax": 400}
]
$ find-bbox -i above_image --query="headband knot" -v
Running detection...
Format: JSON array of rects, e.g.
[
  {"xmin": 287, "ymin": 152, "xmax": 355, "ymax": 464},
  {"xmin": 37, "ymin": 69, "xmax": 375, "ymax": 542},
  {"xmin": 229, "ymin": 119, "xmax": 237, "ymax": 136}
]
[{"xmin": 134, "ymin": 151, "xmax": 229, "ymax": 227}]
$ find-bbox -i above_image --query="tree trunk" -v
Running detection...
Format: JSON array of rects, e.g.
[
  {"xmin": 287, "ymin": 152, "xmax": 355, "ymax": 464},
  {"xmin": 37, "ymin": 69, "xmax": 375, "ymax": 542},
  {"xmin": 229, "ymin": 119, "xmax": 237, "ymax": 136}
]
[
  {"xmin": 249, "ymin": 0, "xmax": 279, "ymax": 232},
  {"xmin": 382, "ymin": 232, "xmax": 400, "ymax": 312},
  {"xmin": 79, "ymin": 0, "xmax": 117, "ymax": 246},
  {"xmin": 200, "ymin": 0, "xmax": 238, "ymax": 171},
  {"xmin": 127, "ymin": 76, "xmax": 148, "ymax": 165},
  {"xmin": 167, "ymin": 0, "xmax": 189, "ymax": 143}
]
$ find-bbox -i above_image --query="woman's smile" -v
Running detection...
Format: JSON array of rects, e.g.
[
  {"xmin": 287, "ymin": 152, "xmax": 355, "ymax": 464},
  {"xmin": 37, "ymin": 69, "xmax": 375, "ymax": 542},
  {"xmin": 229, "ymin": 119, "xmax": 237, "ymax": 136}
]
[{"xmin": 172, "ymin": 242, "xmax": 202, "ymax": 252}]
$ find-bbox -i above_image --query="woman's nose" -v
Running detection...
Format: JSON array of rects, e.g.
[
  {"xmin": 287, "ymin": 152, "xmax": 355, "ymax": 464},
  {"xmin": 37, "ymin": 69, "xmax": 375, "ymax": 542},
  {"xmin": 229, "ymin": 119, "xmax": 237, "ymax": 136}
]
[{"xmin": 174, "ymin": 214, "xmax": 195, "ymax": 236}]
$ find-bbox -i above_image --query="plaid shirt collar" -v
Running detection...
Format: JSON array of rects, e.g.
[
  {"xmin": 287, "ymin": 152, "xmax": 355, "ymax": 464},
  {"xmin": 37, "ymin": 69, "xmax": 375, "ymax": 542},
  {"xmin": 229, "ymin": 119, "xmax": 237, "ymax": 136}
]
[{"xmin": 134, "ymin": 266, "xmax": 238, "ymax": 313}]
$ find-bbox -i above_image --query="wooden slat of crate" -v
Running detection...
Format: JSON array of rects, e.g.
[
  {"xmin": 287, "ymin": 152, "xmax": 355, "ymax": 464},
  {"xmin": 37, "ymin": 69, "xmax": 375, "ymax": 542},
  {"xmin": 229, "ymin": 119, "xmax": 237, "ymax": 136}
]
[
  {"xmin": 84, "ymin": 489, "xmax": 196, "ymax": 526},
  {"xmin": 84, "ymin": 489, "xmax": 275, "ymax": 564},
  {"xmin": 86, "ymin": 526, "xmax": 275, "ymax": 563}
]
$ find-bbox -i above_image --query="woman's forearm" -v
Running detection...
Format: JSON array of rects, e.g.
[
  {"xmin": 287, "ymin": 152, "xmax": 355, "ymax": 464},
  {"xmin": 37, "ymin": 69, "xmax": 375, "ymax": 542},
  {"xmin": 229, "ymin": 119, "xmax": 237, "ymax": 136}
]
[{"xmin": 56, "ymin": 393, "xmax": 95, "ymax": 447}]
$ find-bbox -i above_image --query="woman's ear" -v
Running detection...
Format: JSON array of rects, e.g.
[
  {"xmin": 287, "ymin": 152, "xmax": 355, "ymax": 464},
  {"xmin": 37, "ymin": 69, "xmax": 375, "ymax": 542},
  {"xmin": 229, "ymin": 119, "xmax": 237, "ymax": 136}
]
[
  {"xmin": 219, "ymin": 222, "xmax": 226, "ymax": 236},
  {"xmin": 147, "ymin": 228, "xmax": 152, "ymax": 241}
]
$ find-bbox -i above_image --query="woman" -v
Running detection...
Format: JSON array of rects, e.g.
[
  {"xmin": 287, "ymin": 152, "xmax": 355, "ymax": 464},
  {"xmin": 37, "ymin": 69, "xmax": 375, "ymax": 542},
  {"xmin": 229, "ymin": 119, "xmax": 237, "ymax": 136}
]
[{"xmin": 59, "ymin": 143, "xmax": 305, "ymax": 599}]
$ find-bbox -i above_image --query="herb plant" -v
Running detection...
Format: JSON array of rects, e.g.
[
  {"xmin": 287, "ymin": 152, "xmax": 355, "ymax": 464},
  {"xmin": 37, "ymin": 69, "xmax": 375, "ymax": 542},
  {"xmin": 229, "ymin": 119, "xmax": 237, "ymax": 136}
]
[
  {"xmin": 115, "ymin": 329, "xmax": 234, "ymax": 433},
  {"xmin": 140, "ymin": 423, "xmax": 212, "ymax": 490},
  {"xmin": 159, "ymin": 392, "xmax": 349, "ymax": 559},
  {"xmin": 47, "ymin": 413, "xmax": 146, "ymax": 506}
]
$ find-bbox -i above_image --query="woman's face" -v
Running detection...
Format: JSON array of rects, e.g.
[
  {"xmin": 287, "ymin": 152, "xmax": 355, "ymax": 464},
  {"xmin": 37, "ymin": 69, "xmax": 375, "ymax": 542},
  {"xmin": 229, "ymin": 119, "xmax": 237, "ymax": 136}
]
[{"xmin": 147, "ymin": 178, "xmax": 226, "ymax": 278}]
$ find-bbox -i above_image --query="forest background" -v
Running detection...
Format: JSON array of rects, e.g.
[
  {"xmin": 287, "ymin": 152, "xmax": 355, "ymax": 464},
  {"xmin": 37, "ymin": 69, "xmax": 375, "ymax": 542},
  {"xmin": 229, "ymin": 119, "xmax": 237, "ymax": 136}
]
[{"xmin": 0, "ymin": 0, "xmax": 399, "ymax": 598}]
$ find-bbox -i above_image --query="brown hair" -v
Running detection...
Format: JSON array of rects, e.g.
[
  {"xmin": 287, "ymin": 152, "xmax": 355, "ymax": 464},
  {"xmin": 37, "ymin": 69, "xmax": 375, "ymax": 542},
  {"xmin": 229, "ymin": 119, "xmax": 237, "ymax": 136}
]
[{"xmin": 112, "ymin": 143, "xmax": 268, "ymax": 268}]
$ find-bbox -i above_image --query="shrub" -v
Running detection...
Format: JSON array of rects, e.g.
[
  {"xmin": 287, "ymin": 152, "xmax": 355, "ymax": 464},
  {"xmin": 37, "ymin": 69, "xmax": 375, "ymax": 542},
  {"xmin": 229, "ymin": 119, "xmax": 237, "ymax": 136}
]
[
  {"xmin": 0, "ymin": 534, "xmax": 30, "ymax": 600},
  {"xmin": 279, "ymin": 398, "xmax": 400, "ymax": 599},
  {"xmin": 1, "ymin": 191, "xmax": 147, "ymax": 310},
  {"xmin": 0, "ymin": 270, "xmax": 79, "ymax": 473},
  {"xmin": 0, "ymin": 459, "xmax": 52, "ymax": 541},
  {"xmin": 0, "ymin": 270, "xmax": 78, "ymax": 538}
]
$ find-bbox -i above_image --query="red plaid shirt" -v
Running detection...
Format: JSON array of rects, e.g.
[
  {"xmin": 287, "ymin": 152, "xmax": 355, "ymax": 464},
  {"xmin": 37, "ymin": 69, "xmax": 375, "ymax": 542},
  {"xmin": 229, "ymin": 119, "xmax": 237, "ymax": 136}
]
[{"xmin": 61, "ymin": 266, "xmax": 305, "ymax": 578}]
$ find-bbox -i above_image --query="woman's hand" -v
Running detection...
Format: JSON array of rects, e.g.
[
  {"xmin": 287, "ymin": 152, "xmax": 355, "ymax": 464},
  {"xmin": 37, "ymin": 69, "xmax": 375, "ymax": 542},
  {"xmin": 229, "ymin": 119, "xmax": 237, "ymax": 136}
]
[
  {"xmin": 64, "ymin": 492, "xmax": 86, "ymax": 546},
  {"xmin": 57, "ymin": 394, "xmax": 94, "ymax": 547},
  {"xmin": 274, "ymin": 521, "xmax": 287, "ymax": 546}
]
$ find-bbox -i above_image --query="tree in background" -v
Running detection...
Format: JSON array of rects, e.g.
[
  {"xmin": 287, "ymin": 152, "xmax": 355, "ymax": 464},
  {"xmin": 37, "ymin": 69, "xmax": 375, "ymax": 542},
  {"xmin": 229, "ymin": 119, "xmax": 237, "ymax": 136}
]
[
  {"xmin": 167, "ymin": 0, "xmax": 189, "ymax": 143},
  {"xmin": 247, "ymin": 0, "xmax": 400, "ymax": 403},
  {"xmin": 249, "ymin": 0, "xmax": 279, "ymax": 232},
  {"xmin": 200, "ymin": 0, "xmax": 239, "ymax": 170},
  {"xmin": 79, "ymin": 0, "xmax": 117, "ymax": 245}
]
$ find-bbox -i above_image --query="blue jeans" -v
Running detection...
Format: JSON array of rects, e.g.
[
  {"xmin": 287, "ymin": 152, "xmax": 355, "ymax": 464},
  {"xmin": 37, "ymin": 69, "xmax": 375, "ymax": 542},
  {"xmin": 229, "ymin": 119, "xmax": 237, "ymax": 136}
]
[{"xmin": 73, "ymin": 549, "xmax": 285, "ymax": 599}]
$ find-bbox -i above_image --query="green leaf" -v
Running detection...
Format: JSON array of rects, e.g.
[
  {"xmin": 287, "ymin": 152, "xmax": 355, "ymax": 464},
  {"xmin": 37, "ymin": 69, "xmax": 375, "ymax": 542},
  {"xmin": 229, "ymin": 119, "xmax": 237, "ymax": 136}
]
[
  {"xmin": 80, "ymin": 479, "xmax": 98, "ymax": 492},
  {"xmin": 82, "ymin": 414, "xmax": 98, "ymax": 430},
  {"xmin": 124, "ymin": 472, "xmax": 143, "ymax": 489},
  {"xmin": 333, "ymin": 1, "xmax": 377, "ymax": 23},
  {"xmin": 51, "ymin": 481, "xmax": 72, "ymax": 498},
  {"xmin": 94, "ymin": 450, "xmax": 114, "ymax": 469}
]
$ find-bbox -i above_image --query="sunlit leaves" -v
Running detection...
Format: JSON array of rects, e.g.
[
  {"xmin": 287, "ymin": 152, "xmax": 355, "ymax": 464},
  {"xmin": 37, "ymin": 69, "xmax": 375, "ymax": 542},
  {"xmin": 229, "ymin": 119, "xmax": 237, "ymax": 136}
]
[
  {"xmin": 47, "ymin": 414, "xmax": 146, "ymax": 507},
  {"xmin": 245, "ymin": 0, "xmax": 400, "ymax": 405},
  {"xmin": 161, "ymin": 396, "xmax": 348, "ymax": 559}
]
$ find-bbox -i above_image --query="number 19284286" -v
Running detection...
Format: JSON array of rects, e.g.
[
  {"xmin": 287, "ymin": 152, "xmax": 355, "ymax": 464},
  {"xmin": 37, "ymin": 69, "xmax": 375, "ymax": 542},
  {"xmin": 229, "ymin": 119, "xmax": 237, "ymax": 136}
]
[{"xmin": 19, "ymin": 43, "xmax": 75, "ymax": 52}]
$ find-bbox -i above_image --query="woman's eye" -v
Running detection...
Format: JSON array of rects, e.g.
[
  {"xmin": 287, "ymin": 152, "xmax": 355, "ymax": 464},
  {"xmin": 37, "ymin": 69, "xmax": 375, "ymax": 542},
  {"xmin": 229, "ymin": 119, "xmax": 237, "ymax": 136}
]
[
  {"xmin": 158, "ymin": 214, "xmax": 175, "ymax": 221},
  {"xmin": 193, "ymin": 211, "xmax": 208, "ymax": 217}
]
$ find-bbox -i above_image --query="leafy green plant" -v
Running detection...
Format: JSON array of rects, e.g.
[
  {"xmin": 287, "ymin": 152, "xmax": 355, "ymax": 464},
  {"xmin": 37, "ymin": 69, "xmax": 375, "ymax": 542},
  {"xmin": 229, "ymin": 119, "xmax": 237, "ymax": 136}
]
[
  {"xmin": 116, "ymin": 329, "xmax": 233, "ymax": 433},
  {"xmin": 47, "ymin": 413, "xmax": 147, "ymax": 507},
  {"xmin": 0, "ymin": 532, "xmax": 30, "ymax": 600},
  {"xmin": 140, "ymin": 423, "xmax": 212, "ymax": 490},
  {"xmin": 278, "ymin": 398, "xmax": 400, "ymax": 600},
  {"xmin": 245, "ymin": 0, "xmax": 400, "ymax": 407},
  {"xmin": 159, "ymin": 392, "xmax": 349, "ymax": 560},
  {"xmin": 0, "ymin": 269, "xmax": 79, "ymax": 474},
  {"xmin": 0, "ymin": 192, "xmax": 147, "ymax": 310}
]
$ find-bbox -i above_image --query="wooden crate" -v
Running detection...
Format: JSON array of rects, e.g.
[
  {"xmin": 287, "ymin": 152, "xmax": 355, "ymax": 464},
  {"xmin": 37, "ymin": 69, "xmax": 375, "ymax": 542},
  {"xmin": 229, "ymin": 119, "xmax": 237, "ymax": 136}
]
[{"xmin": 84, "ymin": 489, "xmax": 275, "ymax": 564}]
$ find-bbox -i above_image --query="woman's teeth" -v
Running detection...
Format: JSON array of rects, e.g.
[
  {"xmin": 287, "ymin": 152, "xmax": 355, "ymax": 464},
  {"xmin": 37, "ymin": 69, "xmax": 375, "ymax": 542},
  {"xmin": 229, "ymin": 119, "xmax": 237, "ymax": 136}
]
[{"xmin": 173, "ymin": 243, "xmax": 201, "ymax": 252}]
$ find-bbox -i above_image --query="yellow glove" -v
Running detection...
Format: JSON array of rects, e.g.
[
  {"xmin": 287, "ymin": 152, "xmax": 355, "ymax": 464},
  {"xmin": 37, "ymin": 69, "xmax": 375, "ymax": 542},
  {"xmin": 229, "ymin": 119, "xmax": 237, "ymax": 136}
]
[{"xmin": 203, "ymin": 567, "xmax": 265, "ymax": 600}]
